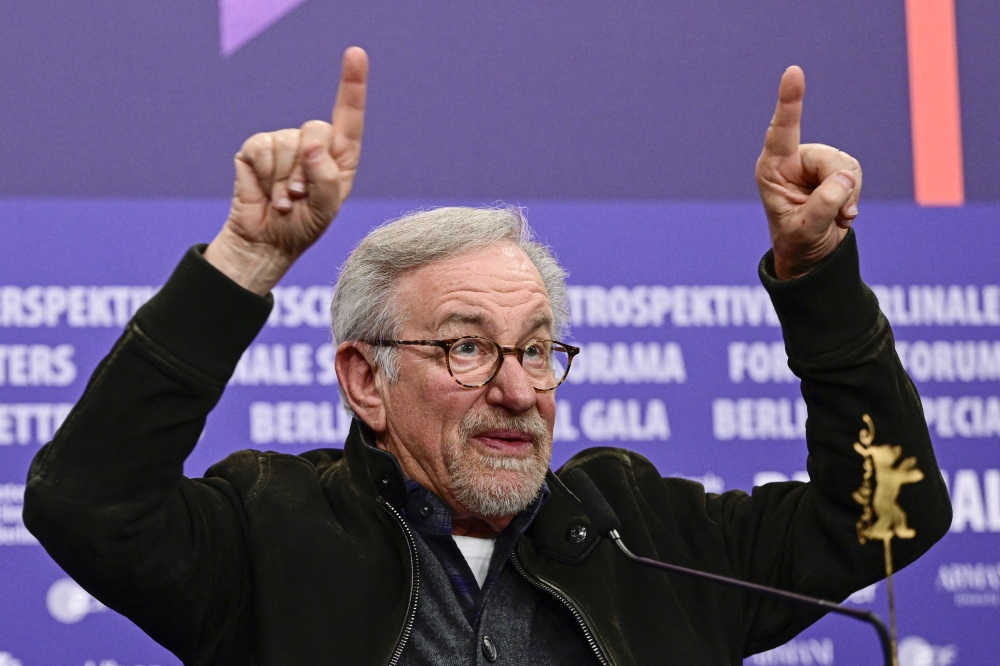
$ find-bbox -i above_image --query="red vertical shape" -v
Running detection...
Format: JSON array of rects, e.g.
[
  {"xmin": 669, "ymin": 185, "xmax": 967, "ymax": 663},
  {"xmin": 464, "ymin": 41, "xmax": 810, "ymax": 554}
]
[{"xmin": 905, "ymin": 0, "xmax": 965, "ymax": 205}]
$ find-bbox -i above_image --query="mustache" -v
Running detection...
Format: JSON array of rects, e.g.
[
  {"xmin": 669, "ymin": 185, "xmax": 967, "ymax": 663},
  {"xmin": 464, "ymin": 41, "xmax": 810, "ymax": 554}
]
[{"xmin": 458, "ymin": 407, "xmax": 549, "ymax": 447}]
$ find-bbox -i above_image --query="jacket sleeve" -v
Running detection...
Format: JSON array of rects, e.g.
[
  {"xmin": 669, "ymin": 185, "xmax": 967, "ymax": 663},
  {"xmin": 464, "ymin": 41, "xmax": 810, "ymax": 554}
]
[
  {"xmin": 23, "ymin": 245, "xmax": 272, "ymax": 665},
  {"xmin": 716, "ymin": 230, "xmax": 952, "ymax": 655}
]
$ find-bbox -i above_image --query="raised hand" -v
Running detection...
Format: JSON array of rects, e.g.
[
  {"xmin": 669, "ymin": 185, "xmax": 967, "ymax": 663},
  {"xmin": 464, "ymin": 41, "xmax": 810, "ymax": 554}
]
[
  {"xmin": 755, "ymin": 66, "xmax": 863, "ymax": 280},
  {"xmin": 205, "ymin": 47, "xmax": 369, "ymax": 294}
]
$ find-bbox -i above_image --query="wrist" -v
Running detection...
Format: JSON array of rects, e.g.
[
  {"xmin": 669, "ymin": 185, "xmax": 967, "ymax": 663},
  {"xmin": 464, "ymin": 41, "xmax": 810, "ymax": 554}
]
[
  {"xmin": 204, "ymin": 226, "xmax": 294, "ymax": 295},
  {"xmin": 771, "ymin": 227, "xmax": 848, "ymax": 280},
  {"xmin": 773, "ymin": 254, "xmax": 819, "ymax": 281},
  {"xmin": 759, "ymin": 229, "xmax": 879, "ymax": 358}
]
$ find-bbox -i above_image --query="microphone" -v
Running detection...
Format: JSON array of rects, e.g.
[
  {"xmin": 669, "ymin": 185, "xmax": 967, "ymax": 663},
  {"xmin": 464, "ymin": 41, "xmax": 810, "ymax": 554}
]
[{"xmin": 562, "ymin": 468, "xmax": 894, "ymax": 666}]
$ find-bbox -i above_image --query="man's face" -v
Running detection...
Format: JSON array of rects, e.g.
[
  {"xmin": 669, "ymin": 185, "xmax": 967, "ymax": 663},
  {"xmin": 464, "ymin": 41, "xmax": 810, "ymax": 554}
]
[{"xmin": 375, "ymin": 242, "xmax": 556, "ymax": 519}]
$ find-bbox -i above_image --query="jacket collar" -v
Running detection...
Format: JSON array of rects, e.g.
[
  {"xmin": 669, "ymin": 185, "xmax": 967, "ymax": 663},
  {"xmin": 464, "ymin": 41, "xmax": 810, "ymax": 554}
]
[
  {"xmin": 523, "ymin": 469, "xmax": 603, "ymax": 563},
  {"xmin": 343, "ymin": 417, "xmax": 409, "ymax": 508}
]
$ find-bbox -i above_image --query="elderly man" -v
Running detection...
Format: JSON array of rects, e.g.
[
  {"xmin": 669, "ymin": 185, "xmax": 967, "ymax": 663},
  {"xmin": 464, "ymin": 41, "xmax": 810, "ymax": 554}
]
[{"xmin": 25, "ymin": 48, "xmax": 950, "ymax": 665}]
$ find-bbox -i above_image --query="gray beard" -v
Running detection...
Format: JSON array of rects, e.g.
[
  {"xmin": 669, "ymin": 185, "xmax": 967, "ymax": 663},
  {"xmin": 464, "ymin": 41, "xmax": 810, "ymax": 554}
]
[{"xmin": 445, "ymin": 407, "xmax": 552, "ymax": 518}]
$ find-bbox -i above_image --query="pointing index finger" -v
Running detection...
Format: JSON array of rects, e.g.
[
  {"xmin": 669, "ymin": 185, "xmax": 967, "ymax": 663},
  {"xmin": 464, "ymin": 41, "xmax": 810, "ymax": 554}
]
[
  {"xmin": 331, "ymin": 46, "xmax": 369, "ymax": 162},
  {"xmin": 762, "ymin": 65, "xmax": 805, "ymax": 159}
]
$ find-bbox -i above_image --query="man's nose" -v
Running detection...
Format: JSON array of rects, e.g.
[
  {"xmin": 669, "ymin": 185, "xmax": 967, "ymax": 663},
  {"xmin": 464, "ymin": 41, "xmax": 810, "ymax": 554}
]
[{"xmin": 484, "ymin": 354, "xmax": 538, "ymax": 414}]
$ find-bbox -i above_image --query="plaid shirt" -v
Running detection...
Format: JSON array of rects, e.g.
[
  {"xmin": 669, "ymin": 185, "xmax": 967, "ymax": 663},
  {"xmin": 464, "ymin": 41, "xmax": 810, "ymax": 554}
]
[{"xmin": 403, "ymin": 478, "xmax": 550, "ymax": 626}]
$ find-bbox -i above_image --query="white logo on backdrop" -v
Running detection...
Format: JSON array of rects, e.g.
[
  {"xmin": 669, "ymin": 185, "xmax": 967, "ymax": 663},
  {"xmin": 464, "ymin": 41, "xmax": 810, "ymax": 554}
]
[
  {"xmin": 0, "ymin": 344, "xmax": 77, "ymax": 386},
  {"xmin": 748, "ymin": 637, "xmax": 834, "ymax": 665},
  {"xmin": 0, "ymin": 404, "xmax": 74, "ymax": 446},
  {"xmin": 0, "ymin": 286, "xmax": 157, "ymax": 328},
  {"xmin": 567, "ymin": 342, "xmax": 686, "ymax": 384},
  {"xmin": 0, "ymin": 484, "xmax": 37, "ymax": 545},
  {"xmin": 231, "ymin": 343, "xmax": 338, "ymax": 386},
  {"xmin": 895, "ymin": 340, "xmax": 1000, "ymax": 382},
  {"xmin": 753, "ymin": 471, "xmax": 810, "ymax": 487},
  {"xmin": 0, "ymin": 652, "xmax": 22, "ymax": 666},
  {"xmin": 266, "ymin": 286, "xmax": 334, "ymax": 328},
  {"xmin": 936, "ymin": 562, "xmax": 1000, "ymax": 607},
  {"xmin": 577, "ymin": 399, "xmax": 670, "ymax": 442},
  {"xmin": 922, "ymin": 397, "xmax": 1000, "ymax": 439},
  {"xmin": 728, "ymin": 342, "xmax": 796, "ymax": 384},
  {"xmin": 728, "ymin": 338, "xmax": 1000, "ymax": 385},
  {"xmin": 941, "ymin": 470, "xmax": 1000, "ymax": 533},
  {"xmin": 249, "ymin": 400, "xmax": 351, "ymax": 445},
  {"xmin": 713, "ymin": 398, "xmax": 807, "ymax": 441},
  {"xmin": 871, "ymin": 284, "xmax": 1000, "ymax": 327},
  {"xmin": 898, "ymin": 636, "xmax": 957, "ymax": 666},
  {"xmin": 84, "ymin": 660, "xmax": 159, "ymax": 666},
  {"xmin": 2, "ymin": 283, "xmax": 995, "ymax": 335},
  {"xmin": 46, "ymin": 578, "xmax": 106, "ymax": 624},
  {"xmin": 567, "ymin": 284, "xmax": 781, "ymax": 328}
]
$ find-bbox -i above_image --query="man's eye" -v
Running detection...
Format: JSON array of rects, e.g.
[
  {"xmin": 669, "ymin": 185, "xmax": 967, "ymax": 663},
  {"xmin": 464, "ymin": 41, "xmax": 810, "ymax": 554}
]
[
  {"xmin": 524, "ymin": 344, "xmax": 542, "ymax": 358},
  {"xmin": 455, "ymin": 341, "xmax": 480, "ymax": 356}
]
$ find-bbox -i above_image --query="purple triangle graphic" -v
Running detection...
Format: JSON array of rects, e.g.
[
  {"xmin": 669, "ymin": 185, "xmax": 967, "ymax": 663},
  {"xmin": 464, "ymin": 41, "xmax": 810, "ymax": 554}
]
[{"xmin": 219, "ymin": 0, "xmax": 309, "ymax": 56}]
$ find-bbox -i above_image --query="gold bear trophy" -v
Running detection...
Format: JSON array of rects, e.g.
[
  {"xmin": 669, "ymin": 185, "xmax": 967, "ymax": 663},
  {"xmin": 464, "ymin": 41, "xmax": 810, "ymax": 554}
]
[{"xmin": 851, "ymin": 414, "xmax": 924, "ymax": 666}]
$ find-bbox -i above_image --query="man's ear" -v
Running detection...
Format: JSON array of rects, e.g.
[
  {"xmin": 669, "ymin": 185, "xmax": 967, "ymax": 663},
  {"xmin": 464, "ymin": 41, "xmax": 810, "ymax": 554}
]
[{"xmin": 335, "ymin": 342, "xmax": 387, "ymax": 433}]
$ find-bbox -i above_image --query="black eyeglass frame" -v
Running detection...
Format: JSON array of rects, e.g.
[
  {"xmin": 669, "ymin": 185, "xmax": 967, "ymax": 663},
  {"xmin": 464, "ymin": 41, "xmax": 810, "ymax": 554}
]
[{"xmin": 367, "ymin": 336, "xmax": 580, "ymax": 391}]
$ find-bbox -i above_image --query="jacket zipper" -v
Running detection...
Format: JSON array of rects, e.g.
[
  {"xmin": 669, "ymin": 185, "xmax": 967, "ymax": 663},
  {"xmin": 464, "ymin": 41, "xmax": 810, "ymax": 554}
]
[
  {"xmin": 378, "ymin": 497, "xmax": 420, "ymax": 666},
  {"xmin": 510, "ymin": 552, "xmax": 613, "ymax": 666}
]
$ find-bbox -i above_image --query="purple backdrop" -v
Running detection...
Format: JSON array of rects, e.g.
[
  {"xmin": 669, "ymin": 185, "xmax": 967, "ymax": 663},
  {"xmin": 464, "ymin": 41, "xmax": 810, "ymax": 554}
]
[
  {"xmin": 2, "ymin": 200, "xmax": 997, "ymax": 665},
  {"xmin": 1, "ymin": 2, "xmax": 999, "ymax": 201},
  {"xmin": 1, "ymin": 3, "xmax": 999, "ymax": 665}
]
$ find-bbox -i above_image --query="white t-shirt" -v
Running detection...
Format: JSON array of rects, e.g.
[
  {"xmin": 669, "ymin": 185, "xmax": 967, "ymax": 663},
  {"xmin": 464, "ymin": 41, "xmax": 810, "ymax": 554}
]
[{"xmin": 451, "ymin": 535, "xmax": 496, "ymax": 588}]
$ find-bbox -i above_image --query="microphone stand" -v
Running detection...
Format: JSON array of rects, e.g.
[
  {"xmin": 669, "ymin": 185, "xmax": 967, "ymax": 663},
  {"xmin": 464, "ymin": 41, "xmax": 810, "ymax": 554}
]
[
  {"xmin": 562, "ymin": 466, "xmax": 895, "ymax": 666},
  {"xmin": 606, "ymin": 529, "xmax": 894, "ymax": 666}
]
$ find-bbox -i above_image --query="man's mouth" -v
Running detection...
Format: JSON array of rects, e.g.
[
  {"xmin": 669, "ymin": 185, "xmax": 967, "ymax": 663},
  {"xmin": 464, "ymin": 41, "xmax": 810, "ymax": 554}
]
[{"xmin": 470, "ymin": 429, "xmax": 535, "ymax": 454}]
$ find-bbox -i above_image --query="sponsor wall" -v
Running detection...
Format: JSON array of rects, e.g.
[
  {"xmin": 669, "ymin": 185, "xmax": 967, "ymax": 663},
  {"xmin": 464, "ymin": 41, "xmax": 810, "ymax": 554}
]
[
  {"xmin": 1, "ymin": 199, "xmax": 996, "ymax": 664},
  {"xmin": 3, "ymin": 2, "xmax": 1000, "ymax": 663}
]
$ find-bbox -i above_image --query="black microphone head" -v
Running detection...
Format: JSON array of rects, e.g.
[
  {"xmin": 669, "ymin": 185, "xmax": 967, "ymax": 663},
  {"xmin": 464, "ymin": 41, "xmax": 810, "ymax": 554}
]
[{"xmin": 562, "ymin": 468, "xmax": 622, "ymax": 536}]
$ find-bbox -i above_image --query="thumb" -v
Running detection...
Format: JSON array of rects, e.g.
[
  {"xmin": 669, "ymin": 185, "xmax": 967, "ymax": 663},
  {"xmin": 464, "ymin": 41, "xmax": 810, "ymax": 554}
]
[
  {"xmin": 800, "ymin": 170, "xmax": 855, "ymax": 228},
  {"xmin": 300, "ymin": 138, "xmax": 342, "ymax": 223}
]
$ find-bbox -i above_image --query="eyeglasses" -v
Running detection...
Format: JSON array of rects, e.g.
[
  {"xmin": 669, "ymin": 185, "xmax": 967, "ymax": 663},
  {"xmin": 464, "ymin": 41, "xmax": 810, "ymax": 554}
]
[{"xmin": 368, "ymin": 336, "xmax": 580, "ymax": 391}]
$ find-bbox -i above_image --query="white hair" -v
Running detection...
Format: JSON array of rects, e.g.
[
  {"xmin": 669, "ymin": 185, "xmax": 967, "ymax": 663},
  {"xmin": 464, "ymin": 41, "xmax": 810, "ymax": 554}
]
[{"xmin": 330, "ymin": 205, "xmax": 569, "ymax": 389}]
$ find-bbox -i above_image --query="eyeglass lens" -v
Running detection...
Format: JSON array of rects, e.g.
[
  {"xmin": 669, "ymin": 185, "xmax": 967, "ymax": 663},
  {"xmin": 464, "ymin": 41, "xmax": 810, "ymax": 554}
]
[{"xmin": 448, "ymin": 337, "xmax": 569, "ymax": 389}]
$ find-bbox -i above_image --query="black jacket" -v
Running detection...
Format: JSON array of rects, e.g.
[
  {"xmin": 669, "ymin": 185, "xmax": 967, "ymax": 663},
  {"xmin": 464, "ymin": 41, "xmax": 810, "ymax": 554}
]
[{"xmin": 24, "ymin": 232, "xmax": 952, "ymax": 665}]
